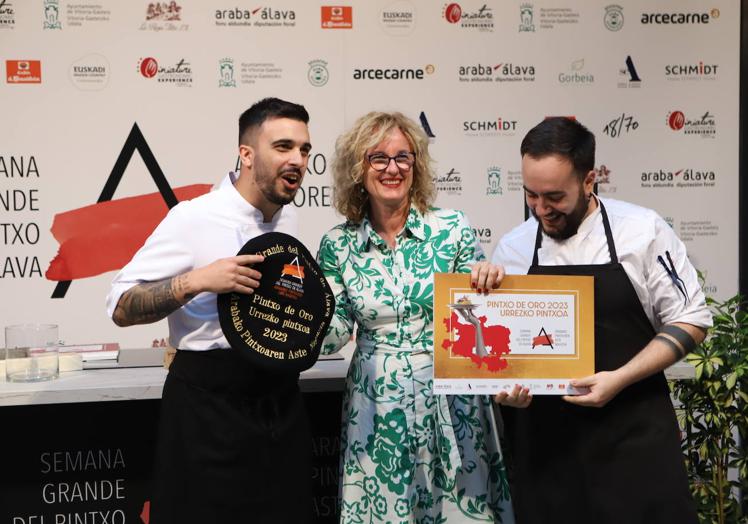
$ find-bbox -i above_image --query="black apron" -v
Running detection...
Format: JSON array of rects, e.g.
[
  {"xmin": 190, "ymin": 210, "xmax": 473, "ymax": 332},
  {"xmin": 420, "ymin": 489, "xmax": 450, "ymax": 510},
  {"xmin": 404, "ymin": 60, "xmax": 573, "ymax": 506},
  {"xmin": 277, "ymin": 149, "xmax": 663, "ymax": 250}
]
[
  {"xmin": 502, "ymin": 202, "xmax": 697, "ymax": 524},
  {"xmin": 150, "ymin": 349, "xmax": 312, "ymax": 524}
]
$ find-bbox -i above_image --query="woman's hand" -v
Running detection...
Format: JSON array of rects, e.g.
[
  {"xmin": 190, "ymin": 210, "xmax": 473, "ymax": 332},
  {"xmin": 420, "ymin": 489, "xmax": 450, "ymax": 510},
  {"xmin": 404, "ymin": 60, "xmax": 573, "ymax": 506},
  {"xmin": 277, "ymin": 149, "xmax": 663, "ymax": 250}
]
[
  {"xmin": 470, "ymin": 261, "xmax": 505, "ymax": 294},
  {"xmin": 494, "ymin": 384, "xmax": 532, "ymax": 408}
]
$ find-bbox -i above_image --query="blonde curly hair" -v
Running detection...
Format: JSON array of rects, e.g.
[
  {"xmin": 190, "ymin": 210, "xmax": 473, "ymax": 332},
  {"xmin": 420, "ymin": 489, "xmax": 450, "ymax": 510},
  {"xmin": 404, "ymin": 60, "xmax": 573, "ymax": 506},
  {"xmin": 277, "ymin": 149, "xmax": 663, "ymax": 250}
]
[{"xmin": 331, "ymin": 111, "xmax": 436, "ymax": 223}]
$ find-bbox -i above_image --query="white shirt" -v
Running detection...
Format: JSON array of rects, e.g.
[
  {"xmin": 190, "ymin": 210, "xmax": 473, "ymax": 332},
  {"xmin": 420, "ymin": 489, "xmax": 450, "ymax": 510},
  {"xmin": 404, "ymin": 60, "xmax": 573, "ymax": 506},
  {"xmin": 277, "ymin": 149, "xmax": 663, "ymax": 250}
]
[
  {"xmin": 491, "ymin": 196, "xmax": 712, "ymax": 330},
  {"xmin": 106, "ymin": 172, "xmax": 298, "ymax": 350}
]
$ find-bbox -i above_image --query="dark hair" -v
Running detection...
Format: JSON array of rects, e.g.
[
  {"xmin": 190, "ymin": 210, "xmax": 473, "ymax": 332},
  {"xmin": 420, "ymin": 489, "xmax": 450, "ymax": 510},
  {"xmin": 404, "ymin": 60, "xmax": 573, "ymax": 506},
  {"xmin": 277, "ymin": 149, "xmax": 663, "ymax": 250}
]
[
  {"xmin": 520, "ymin": 117, "xmax": 595, "ymax": 179},
  {"xmin": 238, "ymin": 97, "xmax": 309, "ymax": 145}
]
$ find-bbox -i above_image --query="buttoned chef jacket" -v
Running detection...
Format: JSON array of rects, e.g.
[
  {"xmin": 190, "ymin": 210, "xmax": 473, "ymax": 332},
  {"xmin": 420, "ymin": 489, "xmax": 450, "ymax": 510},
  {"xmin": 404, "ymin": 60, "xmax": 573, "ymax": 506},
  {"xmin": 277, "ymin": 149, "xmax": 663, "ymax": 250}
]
[
  {"xmin": 106, "ymin": 172, "xmax": 298, "ymax": 350},
  {"xmin": 491, "ymin": 196, "xmax": 712, "ymax": 331}
]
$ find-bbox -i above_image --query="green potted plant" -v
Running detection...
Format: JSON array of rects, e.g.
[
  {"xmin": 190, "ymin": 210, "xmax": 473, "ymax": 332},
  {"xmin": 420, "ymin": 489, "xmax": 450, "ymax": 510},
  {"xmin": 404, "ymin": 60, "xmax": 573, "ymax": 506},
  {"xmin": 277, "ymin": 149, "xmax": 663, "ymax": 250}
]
[{"xmin": 671, "ymin": 293, "xmax": 748, "ymax": 524}]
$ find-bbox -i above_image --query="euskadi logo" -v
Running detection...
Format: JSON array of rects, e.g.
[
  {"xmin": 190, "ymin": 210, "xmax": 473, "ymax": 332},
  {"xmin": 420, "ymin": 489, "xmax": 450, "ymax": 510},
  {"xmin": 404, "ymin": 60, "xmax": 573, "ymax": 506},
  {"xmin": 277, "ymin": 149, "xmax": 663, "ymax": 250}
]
[{"xmin": 380, "ymin": 1, "xmax": 415, "ymax": 35}]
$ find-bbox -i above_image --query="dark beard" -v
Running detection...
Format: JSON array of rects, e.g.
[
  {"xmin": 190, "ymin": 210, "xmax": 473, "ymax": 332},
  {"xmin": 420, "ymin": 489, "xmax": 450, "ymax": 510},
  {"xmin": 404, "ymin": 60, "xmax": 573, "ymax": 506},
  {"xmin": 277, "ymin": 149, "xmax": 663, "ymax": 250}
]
[
  {"xmin": 532, "ymin": 190, "xmax": 590, "ymax": 240},
  {"xmin": 255, "ymin": 164, "xmax": 301, "ymax": 206}
]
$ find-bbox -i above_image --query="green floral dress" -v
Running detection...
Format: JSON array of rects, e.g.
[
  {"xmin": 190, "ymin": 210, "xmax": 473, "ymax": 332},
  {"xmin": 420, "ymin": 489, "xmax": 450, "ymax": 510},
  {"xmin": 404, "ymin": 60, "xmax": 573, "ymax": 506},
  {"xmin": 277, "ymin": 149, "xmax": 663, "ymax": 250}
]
[{"xmin": 317, "ymin": 207, "xmax": 514, "ymax": 524}]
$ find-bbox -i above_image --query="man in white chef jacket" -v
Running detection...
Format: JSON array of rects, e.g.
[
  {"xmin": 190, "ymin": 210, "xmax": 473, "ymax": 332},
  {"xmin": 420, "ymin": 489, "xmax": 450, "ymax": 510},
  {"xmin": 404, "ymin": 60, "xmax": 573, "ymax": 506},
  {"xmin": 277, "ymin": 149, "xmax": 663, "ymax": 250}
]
[
  {"xmin": 106, "ymin": 98, "xmax": 315, "ymax": 524},
  {"xmin": 491, "ymin": 117, "xmax": 711, "ymax": 524}
]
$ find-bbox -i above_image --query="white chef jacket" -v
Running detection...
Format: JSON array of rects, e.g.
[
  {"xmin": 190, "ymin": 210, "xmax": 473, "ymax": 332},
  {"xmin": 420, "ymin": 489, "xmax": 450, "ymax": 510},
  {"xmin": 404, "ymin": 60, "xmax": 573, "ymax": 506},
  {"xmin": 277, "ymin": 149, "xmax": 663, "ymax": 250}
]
[
  {"xmin": 106, "ymin": 172, "xmax": 298, "ymax": 350},
  {"xmin": 491, "ymin": 196, "xmax": 712, "ymax": 330}
]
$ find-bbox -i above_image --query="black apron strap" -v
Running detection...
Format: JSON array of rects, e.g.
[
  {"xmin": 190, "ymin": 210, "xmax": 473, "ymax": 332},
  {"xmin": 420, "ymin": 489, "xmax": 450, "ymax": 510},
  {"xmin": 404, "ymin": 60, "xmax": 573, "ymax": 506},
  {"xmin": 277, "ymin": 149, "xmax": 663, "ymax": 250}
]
[
  {"xmin": 531, "ymin": 223, "xmax": 543, "ymax": 266},
  {"xmin": 598, "ymin": 200, "xmax": 618, "ymax": 264}
]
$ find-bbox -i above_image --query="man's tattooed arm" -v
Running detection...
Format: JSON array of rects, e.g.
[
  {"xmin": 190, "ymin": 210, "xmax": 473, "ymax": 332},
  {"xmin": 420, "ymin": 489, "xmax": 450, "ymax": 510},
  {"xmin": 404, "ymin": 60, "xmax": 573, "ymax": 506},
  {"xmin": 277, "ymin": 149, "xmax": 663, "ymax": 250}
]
[{"xmin": 112, "ymin": 274, "xmax": 196, "ymax": 327}]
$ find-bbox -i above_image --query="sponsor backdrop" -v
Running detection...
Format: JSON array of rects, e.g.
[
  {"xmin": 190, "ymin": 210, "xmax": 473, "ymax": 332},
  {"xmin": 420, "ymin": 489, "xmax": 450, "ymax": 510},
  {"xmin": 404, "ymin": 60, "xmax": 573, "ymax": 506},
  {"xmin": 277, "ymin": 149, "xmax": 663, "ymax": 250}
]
[{"xmin": 0, "ymin": 0, "xmax": 740, "ymax": 349}]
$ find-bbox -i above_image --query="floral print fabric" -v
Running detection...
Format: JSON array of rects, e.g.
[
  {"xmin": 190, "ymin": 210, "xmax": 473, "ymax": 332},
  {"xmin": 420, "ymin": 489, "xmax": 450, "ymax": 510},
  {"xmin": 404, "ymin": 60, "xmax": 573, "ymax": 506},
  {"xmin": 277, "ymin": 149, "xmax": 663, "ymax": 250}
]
[{"xmin": 318, "ymin": 207, "xmax": 514, "ymax": 523}]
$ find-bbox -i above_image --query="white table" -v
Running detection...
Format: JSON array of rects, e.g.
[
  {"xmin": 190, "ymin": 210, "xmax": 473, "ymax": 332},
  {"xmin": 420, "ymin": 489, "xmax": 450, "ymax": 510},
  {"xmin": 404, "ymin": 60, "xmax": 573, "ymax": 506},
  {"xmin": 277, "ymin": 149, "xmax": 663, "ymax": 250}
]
[
  {"xmin": 0, "ymin": 348, "xmax": 693, "ymax": 407},
  {"xmin": 0, "ymin": 350, "xmax": 352, "ymax": 407}
]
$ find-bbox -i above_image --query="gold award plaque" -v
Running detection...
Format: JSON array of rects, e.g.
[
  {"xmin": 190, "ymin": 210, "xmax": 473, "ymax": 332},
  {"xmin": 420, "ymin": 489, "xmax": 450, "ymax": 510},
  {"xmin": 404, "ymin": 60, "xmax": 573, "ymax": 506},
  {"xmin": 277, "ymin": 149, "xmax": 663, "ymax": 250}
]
[{"xmin": 433, "ymin": 273, "xmax": 594, "ymax": 395}]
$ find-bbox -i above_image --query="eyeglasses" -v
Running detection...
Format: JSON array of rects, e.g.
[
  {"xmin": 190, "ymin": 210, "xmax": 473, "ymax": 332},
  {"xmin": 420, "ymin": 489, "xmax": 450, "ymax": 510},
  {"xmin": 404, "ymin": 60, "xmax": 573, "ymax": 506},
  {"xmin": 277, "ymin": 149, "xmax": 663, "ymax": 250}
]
[{"xmin": 367, "ymin": 152, "xmax": 416, "ymax": 172}]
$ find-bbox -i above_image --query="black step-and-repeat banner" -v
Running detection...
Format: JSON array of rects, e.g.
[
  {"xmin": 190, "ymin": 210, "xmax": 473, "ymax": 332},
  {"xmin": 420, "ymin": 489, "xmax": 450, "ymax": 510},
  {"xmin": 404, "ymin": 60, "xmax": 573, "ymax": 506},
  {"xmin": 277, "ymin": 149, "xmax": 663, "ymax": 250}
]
[
  {"xmin": 0, "ymin": 0, "xmax": 740, "ymax": 348},
  {"xmin": 0, "ymin": 393, "xmax": 342, "ymax": 524}
]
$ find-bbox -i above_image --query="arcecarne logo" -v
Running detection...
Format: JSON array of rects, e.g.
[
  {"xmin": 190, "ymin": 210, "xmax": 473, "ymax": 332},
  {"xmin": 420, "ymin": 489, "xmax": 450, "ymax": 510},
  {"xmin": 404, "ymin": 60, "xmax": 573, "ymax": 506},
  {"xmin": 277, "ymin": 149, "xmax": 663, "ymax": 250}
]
[
  {"xmin": 352, "ymin": 64, "xmax": 434, "ymax": 80},
  {"xmin": 641, "ymin": 8, "xmax": 719, "ymax": 24},
  {"xmin": 665, "ymin": 61, "xmax": 718, "ymax": 81},
  {"xmin": 458, "ymin": 62, "xmax": 535, "ymax": 83}
]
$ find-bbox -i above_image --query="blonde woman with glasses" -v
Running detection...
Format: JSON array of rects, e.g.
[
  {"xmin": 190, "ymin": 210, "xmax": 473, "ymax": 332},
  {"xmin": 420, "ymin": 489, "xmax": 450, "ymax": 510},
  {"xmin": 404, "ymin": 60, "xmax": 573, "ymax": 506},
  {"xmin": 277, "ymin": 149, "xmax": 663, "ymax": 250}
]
[{"xmin": 317, "ymin": 111, "xmax": 515, "ymax": 523}]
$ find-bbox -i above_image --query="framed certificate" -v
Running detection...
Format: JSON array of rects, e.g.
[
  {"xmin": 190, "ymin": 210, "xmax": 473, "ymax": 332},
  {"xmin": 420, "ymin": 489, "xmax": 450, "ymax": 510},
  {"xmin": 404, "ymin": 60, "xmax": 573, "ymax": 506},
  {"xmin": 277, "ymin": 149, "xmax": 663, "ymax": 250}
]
[{"xmin": 433, "ymin": 273, "xmax": 594, "ymax": 395}]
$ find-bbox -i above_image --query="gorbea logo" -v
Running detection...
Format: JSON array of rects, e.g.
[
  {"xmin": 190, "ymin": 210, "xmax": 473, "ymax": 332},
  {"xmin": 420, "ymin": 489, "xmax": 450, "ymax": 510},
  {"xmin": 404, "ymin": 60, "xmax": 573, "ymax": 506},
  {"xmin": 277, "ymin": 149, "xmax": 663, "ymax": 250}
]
[{"xmin": 352, "ymin": 64, "xmax": 434, "ymax": 80}]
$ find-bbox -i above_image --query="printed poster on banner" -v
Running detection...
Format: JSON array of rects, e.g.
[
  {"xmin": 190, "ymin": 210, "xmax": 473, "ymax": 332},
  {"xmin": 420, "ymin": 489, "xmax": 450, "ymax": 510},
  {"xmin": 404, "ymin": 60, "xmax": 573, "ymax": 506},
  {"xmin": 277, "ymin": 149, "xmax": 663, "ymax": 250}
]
[{"xmin": 433, "ymin": 273, "xmax": 594, "ymax": 395}]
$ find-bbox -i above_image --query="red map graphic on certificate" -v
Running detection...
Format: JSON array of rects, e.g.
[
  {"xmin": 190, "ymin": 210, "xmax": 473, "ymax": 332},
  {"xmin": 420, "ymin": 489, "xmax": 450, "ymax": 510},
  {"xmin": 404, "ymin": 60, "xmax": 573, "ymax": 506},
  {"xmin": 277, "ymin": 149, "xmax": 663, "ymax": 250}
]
[{"xmin": 441, "ymin": 312, "xmax": 511, "ymax": 372}]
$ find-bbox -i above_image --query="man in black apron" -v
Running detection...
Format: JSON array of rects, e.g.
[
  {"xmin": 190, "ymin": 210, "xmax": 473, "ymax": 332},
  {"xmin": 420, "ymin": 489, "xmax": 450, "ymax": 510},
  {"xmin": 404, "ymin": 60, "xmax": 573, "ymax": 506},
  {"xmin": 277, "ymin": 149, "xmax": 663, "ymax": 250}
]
[
  {"xmin": 490, "ymin": 118, "xmax": 712, "ymax": 524},
  {"xmin": 106, "ymin": 98, "xmax": 316, "ymax": 523}
]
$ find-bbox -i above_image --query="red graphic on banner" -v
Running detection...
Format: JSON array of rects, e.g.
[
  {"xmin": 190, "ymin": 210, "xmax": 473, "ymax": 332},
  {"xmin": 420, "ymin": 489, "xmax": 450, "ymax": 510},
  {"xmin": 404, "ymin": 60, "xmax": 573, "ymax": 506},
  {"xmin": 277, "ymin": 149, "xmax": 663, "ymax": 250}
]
[
  {"xmin": 46, "ymin": 184, "xmax": 211, "ymax": 281},
  {"xmin": 443, "ymin": 3, "xmax": 461, "ymax": 23},
  {"xmin": 281, "ymin": 263, "xmax": 304, "ymax": 279},
  {"xmin": 532, "ymin": 332, "xmax": 554, "ymax": 348},
  {"xmin": 668, "ymin": 110, "xmax": 685, "ymax": 130},
  {"xmin": 442, "ymin": 312, "xmax": 510, "ymax": 372},
  {"xmin": 321, "ymin": 6, "xmax": 352, "ymax": 28},
  {"xmin": 6, "ymin": 60, "xmax": 42, "ymax": 83},
  {"xmin": 140, "ymin": 500, "xmax": 150, "ymax": 524},
  {"xmin": 139, "ymin": 57, "xmax": 158, "ymax": 78}
]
